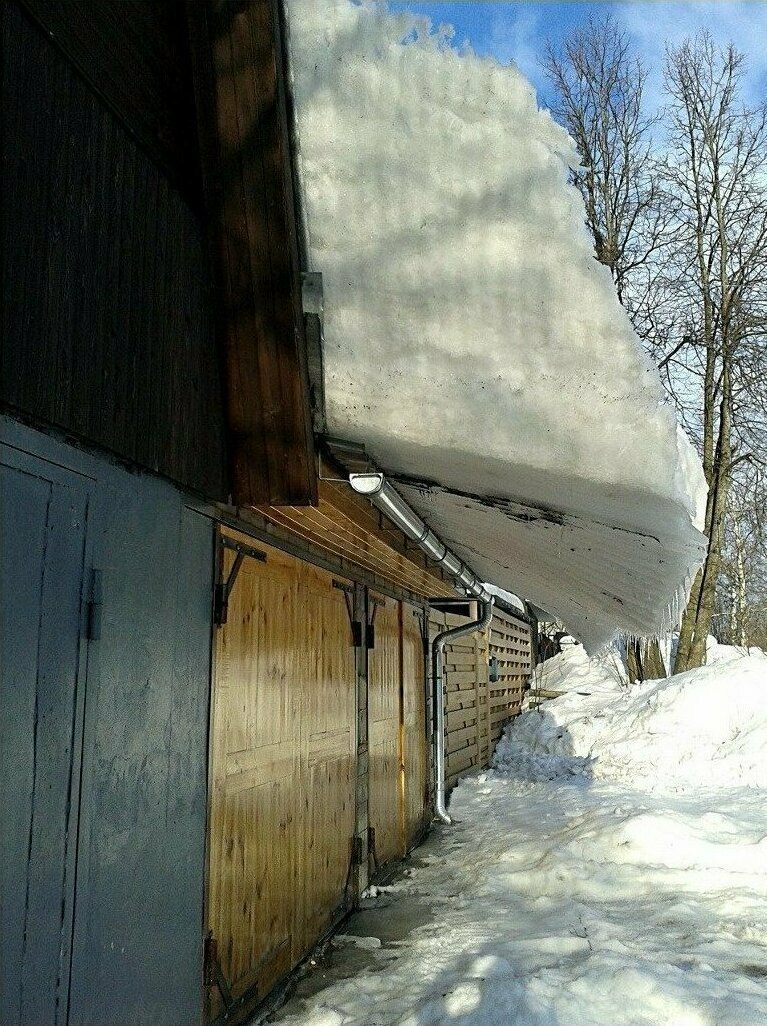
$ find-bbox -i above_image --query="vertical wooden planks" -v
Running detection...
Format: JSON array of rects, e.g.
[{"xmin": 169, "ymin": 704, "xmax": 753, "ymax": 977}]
[
  {"xmin": 208, "ymin": 540, "xmax": 298, "ymax": 1007},
  {"xmin": 2, "ymin": 4, "xmax": 228, "ymax": 499},
  {"xmin": 299, "ymin": 563, "xmax": 356, "ymax": 955},
  {"xmin": 207, "ymin": 532, "xmax": 356, "ymax": 1015},
  {"xmin": 367, "ymin": 595, "xmax": 404, "ymax": 868},
  {"xmin": 187, "ymin": 0, "xmax": 316, "ymax": 506},
  {"xmin": 402, "ymin": 606, "xmax": 429, "ymax": 849}
]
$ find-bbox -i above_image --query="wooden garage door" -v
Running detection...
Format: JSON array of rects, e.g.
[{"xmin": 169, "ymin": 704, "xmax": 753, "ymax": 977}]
[
  {"xmin": 207, "ymin": 531, "xmax": 356, "ymax": 1017},
  {"xmin": 367, "ymin": 595, "xmax": 403, "ymax": 869},
  {"xmin": 402, "ymin": 606, "xmax": 429, "ymax": 849}
]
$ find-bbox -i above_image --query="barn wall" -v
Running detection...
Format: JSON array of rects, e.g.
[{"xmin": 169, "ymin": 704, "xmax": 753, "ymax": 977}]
[
  {"xmin": 368, "ymin": 595, "xmax": 404, "ymax": 868},
  {"xmin": 205, "ymin": 527, "xmax": 434, "ymax": 1020},
  {"xmin": 18, "ymin": 0, "xmax": 200, "ymax": 197},
  {"xmin": 367, "ymin": 596, "xmax": 431, "ymax": 869},
  {"xmin": 402, "ymin": 605, "xmax": 431, "ymax": 848},
  {"xmin": 1, "ymin": 2, "xmax": 228, "ymax": 500},
  {"xmin": 0, "ymin": 418, "xmax": 214, "ymax": 1026}
]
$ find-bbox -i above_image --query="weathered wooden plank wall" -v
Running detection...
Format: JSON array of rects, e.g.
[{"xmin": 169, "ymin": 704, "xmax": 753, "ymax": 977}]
[
  {"xmin": 2, "ymin": 2, "xmax": 228, "ymax": 500},
  {"xmin": 207, "ymin": 532, "xmax": 357, "ymax": 1014},
  {"xmin": 368, "ymin": 595, "xmax": 405, "ymax": 868},
  {"xmin": 187, "ymin": 0, "xmax": 316, "ymax": 506},
  {"xmin": 18, "ymin": 0, "xmax": 200, "ymax": 197},
  {"xmin": 402, "ymin": 606, "xmax": 430, "ymax": 848},
  {"xmin": 259, "ymin": 480, "xmax": 456, "ymax": 601}
]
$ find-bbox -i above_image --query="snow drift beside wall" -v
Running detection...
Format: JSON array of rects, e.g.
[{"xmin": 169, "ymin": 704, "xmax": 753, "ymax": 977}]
[{"xmin": 286, "ymin": 1, "xmax": 707, "ymax": 648}]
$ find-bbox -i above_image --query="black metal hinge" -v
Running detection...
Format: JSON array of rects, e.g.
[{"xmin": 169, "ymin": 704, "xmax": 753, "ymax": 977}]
[
  {"xmin": 214, "ymin": 537, "xmax": 266, "ymax": 627},
  {"xmin": 351, "ymin": 835, "xmax": 364, "ymax": 866},
  {"xmin": 334, "ymin": 580, "xmax": 363, "ymax": 647}
]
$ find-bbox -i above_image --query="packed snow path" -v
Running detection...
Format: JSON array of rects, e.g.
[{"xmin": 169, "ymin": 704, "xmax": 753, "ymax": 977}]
[{"xmin": 270, "ymin": 647, "xmax": 767, "ymax": 1026}]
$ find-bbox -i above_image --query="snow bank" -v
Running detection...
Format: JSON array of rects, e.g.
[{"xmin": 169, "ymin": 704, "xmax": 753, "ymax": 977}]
[
  {"xmin": 286, "ymin": 1, "xmax": 706, "ymax": 648},
  {"xmin": 274, "ymin": 650, "xmax": 767, "ymax": 1026},
  {"xmin": 494, "ymin": 643, "xmax": 767, "ymax": 787}
]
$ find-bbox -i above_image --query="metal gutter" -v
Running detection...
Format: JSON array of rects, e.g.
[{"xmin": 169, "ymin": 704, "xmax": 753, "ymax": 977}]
[
  {"xmin": 348, "ymin": 473, "xmax": 491, "ymax": 602},
  {"xmin": 348, "ymin": 471, "xmax": 494, "ymax": 824}
]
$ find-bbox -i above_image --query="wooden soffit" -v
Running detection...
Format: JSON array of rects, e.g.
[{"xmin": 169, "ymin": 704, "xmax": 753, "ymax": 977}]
[
  {"xmin": 188, "ymin": 0, "xmax": 316, "ymax": 506},
  {"xmin": 256, "ymin": 478, "xmax": 458, "ymax": 601}
]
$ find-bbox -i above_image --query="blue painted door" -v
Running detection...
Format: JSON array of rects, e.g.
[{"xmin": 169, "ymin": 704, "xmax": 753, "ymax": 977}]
[
  {"xmin": 1, "ymin": 421, "xmax": 214, "ymax": 1026},
  {"xmin": 67, "ymin": 478, "xmax": 213, "ymax": 1026},
  {"xmin": 1, "ymin": 451, "xmax": 92, "ymax": 1026}
]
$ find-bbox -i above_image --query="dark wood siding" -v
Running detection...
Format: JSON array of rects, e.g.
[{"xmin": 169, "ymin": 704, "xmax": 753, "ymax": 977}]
[
  {"xmin": 188, "ymin": 0, "xmax": 317, "ymax": 507},
  {"xmin": 2, "ymin": 2, "xmax": 228, "ymax": 500},
  {"xmin": 18, "ymin": 0, "xmax": 201, "ymax": 200}
]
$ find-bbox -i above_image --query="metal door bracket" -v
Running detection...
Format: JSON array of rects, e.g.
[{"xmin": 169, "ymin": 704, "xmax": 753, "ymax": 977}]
[
  {"xmin": 214, "ymin": 537, "xmax": 266, "ymax": 627},
  {"xmin": 336, "ymin": 581, "xmax": 362, "ymax": 647}
]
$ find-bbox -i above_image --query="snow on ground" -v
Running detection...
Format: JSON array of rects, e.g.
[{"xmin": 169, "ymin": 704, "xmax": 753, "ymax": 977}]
[
  {"xmin": 271, "ymin": 646, "xmax": 767, "ymax": 1026},
  {"xmin": 285, "ymin": 1, "xmax": 706, "ymax": 648}
]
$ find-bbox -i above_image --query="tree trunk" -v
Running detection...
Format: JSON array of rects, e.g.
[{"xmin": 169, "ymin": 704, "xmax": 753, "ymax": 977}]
[
  {"xmin": 627, "ymin": 637, "xmax": 667, "ymax": 682},
  {"xmin": 642, "ymin": 638, "xmax": 667, "ymax": 679},
  {"xmin": 675, "ymin": 364, "xmax": 732, "ymax": 672}
]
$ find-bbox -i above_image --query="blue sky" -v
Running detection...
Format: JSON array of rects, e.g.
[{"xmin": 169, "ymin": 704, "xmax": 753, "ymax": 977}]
[{"xmin": 387, "ymin": 2, "xmax": 767, "ymax": 111}]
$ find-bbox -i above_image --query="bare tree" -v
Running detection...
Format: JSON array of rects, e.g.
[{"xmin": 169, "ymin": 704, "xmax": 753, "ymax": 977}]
[
  {"xmin": 657, "ymin": 34, "xmax": 767, "ymax": 671},
  {"xmin": 545, "ymin": 23, "xmax": 767, "ymax": 669},
  {"xmin": 544, "ymin": 16, "xmax": 668, "ymax": 679},
  {"xmin": 717, "ymin": 466, "xmax": 767, "ymax": 649},
  {"xmin": 542, "ymin": 14, "xmax": 661, "ymax": 308}
]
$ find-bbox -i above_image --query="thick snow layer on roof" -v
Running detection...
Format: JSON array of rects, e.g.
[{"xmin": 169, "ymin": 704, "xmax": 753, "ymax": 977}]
[{"xmin": 286, "ymin": 1, "xmax": 707, "ymax": 648}]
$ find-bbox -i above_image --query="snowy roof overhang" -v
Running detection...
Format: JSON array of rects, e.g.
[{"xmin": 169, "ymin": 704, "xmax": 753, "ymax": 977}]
[{"xmin": 285, "ymin": 2, "xmax": 707, "ymax": 650}]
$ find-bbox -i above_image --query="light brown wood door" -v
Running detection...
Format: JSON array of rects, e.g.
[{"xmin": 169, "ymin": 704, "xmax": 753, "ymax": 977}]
[
  {"xmin": 367, "ymin": 595, "xmax": 404, "ymax": 869},
  {"xmin": 402, "ymin": 606, "xmax": 429, "ymax": 848},
  {"xmin": 207, "ymin": 531, "xmax": 356, "ymax": 1016}
]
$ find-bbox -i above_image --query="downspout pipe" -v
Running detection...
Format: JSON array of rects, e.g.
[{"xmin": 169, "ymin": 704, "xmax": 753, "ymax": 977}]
[
  {"xmin": 347, "ymin": 472, "xmax": 495, "ymax": 825},
  {"xmin": 431, "ymin": 597, "xmax": 494, "ymax": 824}
]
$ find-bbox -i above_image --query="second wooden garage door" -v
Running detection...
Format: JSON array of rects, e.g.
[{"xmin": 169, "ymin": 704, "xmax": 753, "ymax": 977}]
[{"xmin": 368, "ymin": 598, "xmax": 430, "ymax": 868}]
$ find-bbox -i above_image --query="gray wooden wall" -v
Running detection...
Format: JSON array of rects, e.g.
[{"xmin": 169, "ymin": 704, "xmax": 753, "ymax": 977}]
[{"xmin": 1, "ymin": 417, "xmax": 214, "ymax": 1026}]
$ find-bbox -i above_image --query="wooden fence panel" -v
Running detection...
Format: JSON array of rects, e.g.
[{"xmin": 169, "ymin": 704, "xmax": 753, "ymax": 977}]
[
  {"xmin": 487, "ymin": 608, "xmax": 532, "ymax": 748},
  {"xmin": 208, "ymin": 533, "xmax": 356, "ymax": 1014},
  {"xmin": 430, "ymin": 607, "xmax": 532, "ymax": 793}
]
